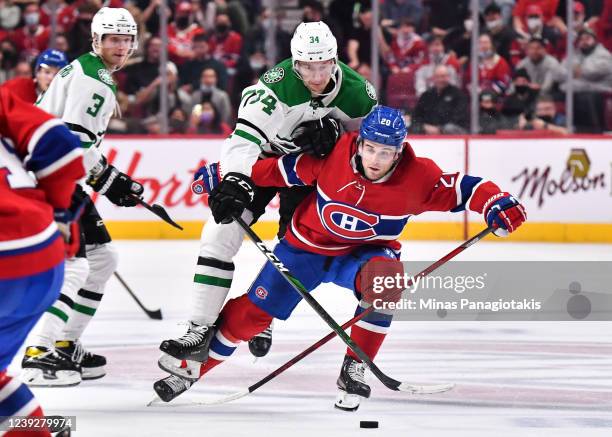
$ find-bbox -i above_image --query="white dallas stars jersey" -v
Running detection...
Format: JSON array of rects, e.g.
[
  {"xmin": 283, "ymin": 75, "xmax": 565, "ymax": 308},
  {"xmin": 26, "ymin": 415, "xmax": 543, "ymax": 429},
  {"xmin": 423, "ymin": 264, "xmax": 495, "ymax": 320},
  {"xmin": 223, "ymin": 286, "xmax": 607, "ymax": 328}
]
[
  {"xmin": 37, "ymin": 52, "xmax": 117, "ymax": 174},
  {"xmin": 220, "ymin": 58, "xmax": 377, "ymax": 177}
]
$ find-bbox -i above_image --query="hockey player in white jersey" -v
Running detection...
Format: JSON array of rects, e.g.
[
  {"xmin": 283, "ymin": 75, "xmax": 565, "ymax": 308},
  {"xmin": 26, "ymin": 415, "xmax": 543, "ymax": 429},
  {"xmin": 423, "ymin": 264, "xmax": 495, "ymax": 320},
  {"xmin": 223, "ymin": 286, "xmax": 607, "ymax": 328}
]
[
  {"xmin": 157, "ymin": 22, "xmax": 377, "ymax": 384},
  {"xmin": 22, "ymin": 7, "xmax": 144, "ymax": 387}
]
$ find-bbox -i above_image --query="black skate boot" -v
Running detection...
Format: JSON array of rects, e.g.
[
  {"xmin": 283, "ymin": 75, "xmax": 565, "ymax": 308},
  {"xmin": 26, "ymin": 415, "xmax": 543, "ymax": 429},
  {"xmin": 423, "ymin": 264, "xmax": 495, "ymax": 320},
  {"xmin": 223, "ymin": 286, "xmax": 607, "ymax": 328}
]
[
  {"xmin": 334, "ymin": 355, "xmax": 371, "ymax": 412},
  {"xmin": 158, "ymin": 322, "xmax": 215, "ymax": 380},
  {"xmin": 21, "ymin": 346, "xmax": 82, "ymax": 387},
  {"xmin": 55, "ymin": 340, "xmax": 106, "ymax": 380},
  {"xmin": 248, "ymin": 320, "xmax": 274, "ymax": 358},
  {"xmin": 153, "ymin": 374, "xmax": 194, "ymax": 402}
]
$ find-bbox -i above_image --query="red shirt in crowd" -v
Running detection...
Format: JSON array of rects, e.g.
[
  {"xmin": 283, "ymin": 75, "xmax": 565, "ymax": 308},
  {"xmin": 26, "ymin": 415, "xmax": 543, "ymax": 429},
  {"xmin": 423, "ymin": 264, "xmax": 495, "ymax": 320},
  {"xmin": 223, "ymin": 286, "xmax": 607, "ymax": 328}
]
[
  {"xmin": 387, "ymin": 34, "xmax": 427, "ymax": 72},
  {"xmin": 466, "ymin": 54, "xmax": 512, "ymax": 94},
  {"xmin": 208, "ymin": 31, "xmax": 243, "ymax": 69},
  {"xmin": 168, "ymin": 23, "xmax": 205, "ymax": 65},
  {"xmin": 513, "ymin": 0, "xmax": 560, "ymax": 24},
  {"xmin": 10, "ymin": 25, "xmax": 50, "ymax": 61}
]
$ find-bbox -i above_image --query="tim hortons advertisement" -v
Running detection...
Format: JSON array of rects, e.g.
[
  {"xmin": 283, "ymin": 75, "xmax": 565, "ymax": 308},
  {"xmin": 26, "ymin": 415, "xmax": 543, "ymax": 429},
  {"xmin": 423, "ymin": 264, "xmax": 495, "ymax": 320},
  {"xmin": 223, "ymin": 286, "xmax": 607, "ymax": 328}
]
[{"xmin": 467, "ymin": 138, "xmax": 612, "ymax": 223}]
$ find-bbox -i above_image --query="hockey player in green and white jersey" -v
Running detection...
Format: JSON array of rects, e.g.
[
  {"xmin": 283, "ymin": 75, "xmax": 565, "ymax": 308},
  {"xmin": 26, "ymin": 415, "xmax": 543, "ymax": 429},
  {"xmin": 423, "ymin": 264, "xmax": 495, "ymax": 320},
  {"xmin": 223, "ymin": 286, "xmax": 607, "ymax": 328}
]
[
  {"xmin": 22, "ymin": 7, "xmax": 144, "ymax": 387},
  {"xmin": 156, "ymin": 21, "xmax": 377, "ymax": 390}
]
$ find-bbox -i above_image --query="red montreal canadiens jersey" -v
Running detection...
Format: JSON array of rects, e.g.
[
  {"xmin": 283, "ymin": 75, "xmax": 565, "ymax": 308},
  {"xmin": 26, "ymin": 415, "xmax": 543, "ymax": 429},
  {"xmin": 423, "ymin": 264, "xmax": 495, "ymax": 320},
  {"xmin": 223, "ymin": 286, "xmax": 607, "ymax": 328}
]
[
  {"xmin": 251, "ymin": 132, "xmax": 502, "ymax": 256},
  {"xmin": 0, "ymin": 86, "xmax": 84, "ymax": 279}
]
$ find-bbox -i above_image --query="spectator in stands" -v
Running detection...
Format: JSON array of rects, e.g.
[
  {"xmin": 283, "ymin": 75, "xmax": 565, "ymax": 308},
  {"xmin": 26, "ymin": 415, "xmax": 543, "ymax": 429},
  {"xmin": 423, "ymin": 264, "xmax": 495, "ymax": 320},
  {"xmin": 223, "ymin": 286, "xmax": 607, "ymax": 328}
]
[
  {"xmin": 515, "ymin": 37, "xmax": 560, "ymax": 94},
  {"xmin": 480, "ymin": 0, "xmax": 515, "ymax": 24},
  {"xmin": 385, "ymin": 19, "xmax": 426, "ymax": 74},
  {"xmin": 381, "ymin": 0, "xmax": 424, "ymax": 31},
  {"xmin": 428, "ymin": 0, "xmax": 470, "ymax": 39},
  {"xmin": 54, "ymin": 33, "xmax": 70, "ymax": 57},
  {"xmin": 209, "ymin": 13, "xmax": 243, "ymax": 71},
  {"xmin": 415, "ymin": 36, "xmax": 460, "ymax": 96},
  {"xmin": 169, "ymin": 107, "xmax": 188, "ymax": 134},
  {"xmin": 559, "ymin": 28, "xmax": 612, "ymax": 93},
  {"xmin": 356, "ymin": 63, "xmax": 372, "ymax": 82},
  {"xmin": 513, "ymin": 0, "xmax": 567, "ymax": 38},
  {"xmin": 12, "ymin": 61, "xmax": 32, "ymax": 79},
  {"xmin": 517, "ymin": 94, "xmax": 567, "ymax": 134},
  {"xmin": 501, "ymin": 68, "xmax": 539, "ymax": 121},
  {"xmin": 302, "ymin": 0, "xmax": 325, "ymax": 23},
  {"xmin": 478, "ymin": 90, "xmax": 505, "ymax": 134},
  {"xmin": 347, "ymin": 5, "xmax": 382, "ymax": 70},
  {"xmin": 596, "ymin": 0, "xmax": 612, "ymax": 52},
  {"xmin": 10, "ymin": 3, "xmax": 49, "ymax": 62},
  {"xmin": 124, "ymin": 36, "xmax": 163, "ymax": 97},
  {"xmin": 179, "ymin": 33, "xmax": 228, "ymax": 91},
  {"xmin": 181, "ymin": 67, "xmax": 233, "ymax": 126},
  {"xmin": 0, "ymin": 39, "xmax": 18, "ymax": 81},
  {"xmin": 0, "ymin": 0, "xmax": 20, "ymax": 31},
  {"xmin": 443, "ymin": 11, "xmax": 473, "ymax": 65},
  {"xmin": 243, "ymin": 8, "xmax": 291, "ymax": 73},
  {"xmin": 484, "ymin": 2, "xmax": 518, "ymax": 64},
  {"xmin": 509, "ymin": 4, "xmax": 561, "ymax": 65},
  {"xmin": 411, "ymin": 64, "xmax": 469, "ymax": 134},
  {"xmin": 168, "ymin": 1, "xmax": 205, "ymax": 65},
  {"xmin": 141, "ymin": 114, "xmax": 162, "ymax": 135},
  {"xmin": 466, "ymin": 33, "xmax": 512, "ymax": 95},
  {"xmin": 66, "ymin": 2, "xmax": 97, "ymax": 60},
  {"xmin": 40, "ymin": 0, "xmax": 76, "ymax": 33},
  {"xmin": 133, "ymin": 62, "xmax": 182, "ymax": 119},
  {"xmin": 188, "ymin": 101, "xmax": 232, "ymax": 135},
  {"xmin": 211, "ymin": 0, "xmax": 251, "ymax": 37}
]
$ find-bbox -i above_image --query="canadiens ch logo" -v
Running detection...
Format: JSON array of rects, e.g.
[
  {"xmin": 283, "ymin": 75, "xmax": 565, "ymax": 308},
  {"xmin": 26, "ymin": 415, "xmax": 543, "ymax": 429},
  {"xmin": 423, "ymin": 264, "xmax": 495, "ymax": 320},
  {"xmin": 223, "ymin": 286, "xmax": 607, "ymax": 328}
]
[
  {"xmin": 321, "ymin": 203, "xmax": 379, "ymax": 240},
  {"xmin": 262, "ymin": 67, "xmax": 284, "ymax": 84},
  {"xmin": 255, "ymin": 286, "xmax": 268, "ymax": 300}
]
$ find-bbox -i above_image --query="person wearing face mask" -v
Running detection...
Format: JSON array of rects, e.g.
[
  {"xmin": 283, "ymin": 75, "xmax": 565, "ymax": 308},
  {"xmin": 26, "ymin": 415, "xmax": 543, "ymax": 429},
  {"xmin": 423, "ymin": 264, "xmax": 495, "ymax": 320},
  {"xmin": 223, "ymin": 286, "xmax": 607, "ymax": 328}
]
[
  {"xmin": 168, "ymin": 1, "xmax": 205, "ymax": 65},
  {"xmin": 509, "ymin": 5, "xmax": 560, "ymax": 65},
  {"xmin": 442, "ymin": 10, "xmax": 475, "ymax": 66},
  {"xmin": 465, "ymin": 33, "xmax": 512, "ymax": 95},
  {"xmin": 188, "ymin": 101, "xmax": 232, "ymax": 135},
  {"xmin": 181, "ymin": 67, "xmax": 233, "ymax": 125},
  {"xmin": 0, "ymin": 0, "xmax": 20, "ymax": 31},
  {"xmin": 478, "ymin": 90, "xmax": 503, "ymax": 134},
  {"xmin": 208, "ymin": 13, "xmax": 243, "ymax": 70},
  {"xmin": 415, "ymin": 35, "xmax": 460, "ymax": 96},
  {"xmin": 243, "ymin": 8, "xmax": 292, "ymax": 76},
  {"xmin": 178, "ymin": 33, "xmax": 228, "ymax": 92},
  {"xmin": 559, "ymin": 28, "xmax": 612, "ymax": 93},
  {"xmin": 484, "ymin": 3, "xmax": 518, "ymax": 65},
  {"xmin": 385, "ymin": 18, "xmax": 426, "ymax": 74},
  {"xmin": 513, "ymin": 0, "xmax": 567, "ymax": 38},
  {"xmin": 518, "ymin": 93, "xmax": 567, "ymax": 133},
  {"xmin": 9, "ymin": 3, "xmax": 49, "ymax": 62},
  {"xmin": 501, "ymin": 68, "xmax": 539, "ymax": 125}
]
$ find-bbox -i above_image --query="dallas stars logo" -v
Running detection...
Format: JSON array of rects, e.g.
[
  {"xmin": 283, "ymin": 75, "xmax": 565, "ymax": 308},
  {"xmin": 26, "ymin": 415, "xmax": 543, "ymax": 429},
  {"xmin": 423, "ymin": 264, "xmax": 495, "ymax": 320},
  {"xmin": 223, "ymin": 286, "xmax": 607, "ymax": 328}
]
[
  {"xmin": 365, "ymin": 80, "xmax": 377, "ymax": 100},
  {"xmin": 97, "ymin": 69, "xmax": 114, "ymax": 86},
  {"xmin": 262, "ymin": 67, "xmax": 285, "ymax": 84}
]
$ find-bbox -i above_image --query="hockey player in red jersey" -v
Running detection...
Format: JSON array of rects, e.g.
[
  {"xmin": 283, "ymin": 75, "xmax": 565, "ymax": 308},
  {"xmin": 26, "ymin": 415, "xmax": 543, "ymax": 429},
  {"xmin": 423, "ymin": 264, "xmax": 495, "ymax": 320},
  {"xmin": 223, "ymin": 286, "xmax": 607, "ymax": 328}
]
[
  {"xmin": 0, "ymin": 86, "xmax": 84, "ymax": 435},
  {"xmin": 2, "ymin": 49, "xmax": 69, "ymax": 104},
  {"xmin": 154, "ymin": 106, "xmax": 527, "ymax": 408}
]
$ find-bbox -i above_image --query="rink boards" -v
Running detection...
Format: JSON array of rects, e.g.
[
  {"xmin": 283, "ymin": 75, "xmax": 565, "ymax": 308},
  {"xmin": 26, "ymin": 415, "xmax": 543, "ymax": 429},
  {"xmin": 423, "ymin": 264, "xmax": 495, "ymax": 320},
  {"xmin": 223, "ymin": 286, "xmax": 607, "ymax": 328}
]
[{"xmin": 94, "ymin": 135, "xmax": 612, "ymax": 242}]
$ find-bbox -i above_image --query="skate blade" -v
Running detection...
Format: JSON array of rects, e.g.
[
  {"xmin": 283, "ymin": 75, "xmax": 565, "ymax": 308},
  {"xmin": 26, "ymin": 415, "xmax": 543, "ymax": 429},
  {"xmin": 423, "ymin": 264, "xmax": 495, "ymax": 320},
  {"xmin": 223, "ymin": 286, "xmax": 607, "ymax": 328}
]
[
  {"xmin": 82, "ymin": 366, "xmax": 106, "ymax": 380},
  {"xmin": 334, "ymin": 390, "xmax": 362, "ymax": 412},
  {"xmin": 397, "ymin": 382, "xmax": 455, "ymax": 394},
  {"xmin": 157, "ymin": 354, "xmax": 199, "ymax": 381},
  {"xmin": 21, "ymin": 369, "xmax": 81, "ymax": 387}
]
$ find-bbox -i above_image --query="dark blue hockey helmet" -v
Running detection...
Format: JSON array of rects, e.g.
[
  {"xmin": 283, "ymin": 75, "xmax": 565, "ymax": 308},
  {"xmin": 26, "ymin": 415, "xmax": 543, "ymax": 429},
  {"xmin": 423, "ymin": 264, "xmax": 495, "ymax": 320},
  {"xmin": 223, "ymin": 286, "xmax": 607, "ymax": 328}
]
[
  {"xmin": 359, "ymin": 105, "xmax": 407, "ymax": 149},
  {"xmin": 35, "ymin": 49, "xmax": 68, "ymax": 71}
]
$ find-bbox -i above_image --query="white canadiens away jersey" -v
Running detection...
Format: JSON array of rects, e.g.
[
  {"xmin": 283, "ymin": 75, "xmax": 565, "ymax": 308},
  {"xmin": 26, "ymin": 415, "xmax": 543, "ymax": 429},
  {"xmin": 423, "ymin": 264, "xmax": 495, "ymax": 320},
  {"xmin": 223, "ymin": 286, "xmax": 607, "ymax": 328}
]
[{"xmin": 37, "ymin": 52, "xmax": 117, "ymax": 173}]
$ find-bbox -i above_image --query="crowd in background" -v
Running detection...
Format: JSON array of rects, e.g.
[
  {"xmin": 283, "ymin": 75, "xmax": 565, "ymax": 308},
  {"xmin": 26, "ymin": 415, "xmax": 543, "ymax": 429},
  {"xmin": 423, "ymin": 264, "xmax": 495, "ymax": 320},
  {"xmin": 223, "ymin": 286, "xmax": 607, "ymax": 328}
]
[{"xmin": 0, "ymin": 0, "xmax": 610, "ymax": 134}]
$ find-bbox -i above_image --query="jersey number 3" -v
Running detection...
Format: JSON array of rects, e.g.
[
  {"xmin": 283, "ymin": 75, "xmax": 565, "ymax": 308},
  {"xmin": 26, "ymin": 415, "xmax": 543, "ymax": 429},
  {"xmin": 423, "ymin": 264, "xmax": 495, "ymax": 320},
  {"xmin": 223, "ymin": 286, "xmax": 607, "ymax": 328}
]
[
  {"xmin": 242, "ymin": 89, "xmax": 277, "ymax": 115},
  {"xmin": 86, "ymin": 93, "xmax": 105, "ymax": 117}
]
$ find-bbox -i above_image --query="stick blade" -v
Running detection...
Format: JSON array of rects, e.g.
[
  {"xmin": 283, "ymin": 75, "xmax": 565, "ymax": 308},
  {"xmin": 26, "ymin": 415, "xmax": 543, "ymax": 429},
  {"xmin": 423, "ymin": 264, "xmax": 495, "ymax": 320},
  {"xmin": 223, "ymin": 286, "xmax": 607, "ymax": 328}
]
[
  {"xmin": 147, "ymin": 309, "xmax": 163, "ymax": 320},
  {"xmin": 397, "ymin": 382, "xmax": 455, "ymax": 394},
  {"xmin": 151, "ymin": 204, "xmax": 184, "ymax": 230}
]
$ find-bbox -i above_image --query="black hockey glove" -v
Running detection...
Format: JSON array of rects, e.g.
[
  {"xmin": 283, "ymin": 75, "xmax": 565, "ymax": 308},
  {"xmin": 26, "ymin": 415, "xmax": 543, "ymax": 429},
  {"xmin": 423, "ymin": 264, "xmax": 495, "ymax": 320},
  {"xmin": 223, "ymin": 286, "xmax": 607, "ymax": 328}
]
[
  {"xmin": 208, "ymin": 172, "xmax": 255, "ymax": 224},
  {"xmin": 292, "ymin": 116, "xmax": 341, "ymax": 158},
  {"xmin": 87, "ymin": 158, "xmax": 144, "ymax": 207}
]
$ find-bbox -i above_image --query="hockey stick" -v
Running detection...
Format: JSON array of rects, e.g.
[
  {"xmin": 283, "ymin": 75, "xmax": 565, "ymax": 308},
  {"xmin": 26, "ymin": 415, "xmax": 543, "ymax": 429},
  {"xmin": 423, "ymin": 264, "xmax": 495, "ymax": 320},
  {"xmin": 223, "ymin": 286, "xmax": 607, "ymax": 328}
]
[
  {"xmin": 190, "ymin": 224, "xmax": 494, "ymax": 405},
  {"xmin": 233, "ymin": 216, "xmax": 474, "ymax": 395},
  {"xmin": 113, "ymin": 271, "xmax": 163, "ymax": 320},
  {"xmin": 131, "ymin": 195, "xmax": 184, "ymax": 231}
]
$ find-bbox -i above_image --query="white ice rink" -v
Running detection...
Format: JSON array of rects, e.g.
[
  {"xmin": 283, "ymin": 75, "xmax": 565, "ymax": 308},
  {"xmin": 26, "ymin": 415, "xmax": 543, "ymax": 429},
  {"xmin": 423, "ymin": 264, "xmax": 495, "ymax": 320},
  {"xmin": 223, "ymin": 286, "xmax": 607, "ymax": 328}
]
[{"xmin": 9, "ymin": 239, "xmax": 612, "ymax": 437}]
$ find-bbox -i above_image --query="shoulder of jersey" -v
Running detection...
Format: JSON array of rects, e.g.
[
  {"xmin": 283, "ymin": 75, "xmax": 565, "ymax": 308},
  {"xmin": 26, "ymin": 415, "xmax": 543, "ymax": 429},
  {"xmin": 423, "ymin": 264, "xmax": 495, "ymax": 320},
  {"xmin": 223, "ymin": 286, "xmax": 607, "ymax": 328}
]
[
  {"xmin": 258, "ymin": 58, "xmax": 310, "ymax": 107},
  {"xmin": 338, "ymin": 61, "xmax": 377, "ymax": 102},
  {"xmin": 73, "ymin": 52, "xmax": 117, "ymax": 93}
]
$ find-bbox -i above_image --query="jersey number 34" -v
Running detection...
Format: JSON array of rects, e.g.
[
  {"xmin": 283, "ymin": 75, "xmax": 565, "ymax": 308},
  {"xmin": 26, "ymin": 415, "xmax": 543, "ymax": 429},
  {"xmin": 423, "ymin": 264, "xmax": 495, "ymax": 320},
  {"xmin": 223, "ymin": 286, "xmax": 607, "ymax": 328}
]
[{"xmin": 242, "ymin": 89, "xmax": 277, "ymax": 115}]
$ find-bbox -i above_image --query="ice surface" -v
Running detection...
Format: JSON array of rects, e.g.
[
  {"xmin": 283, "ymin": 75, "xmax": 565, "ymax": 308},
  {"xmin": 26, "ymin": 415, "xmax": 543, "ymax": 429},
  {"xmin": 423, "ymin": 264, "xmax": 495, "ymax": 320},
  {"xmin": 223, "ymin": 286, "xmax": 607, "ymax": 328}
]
[{"xmin": 9, "ymin": 240, "xmax": 612, "ymax": 436}]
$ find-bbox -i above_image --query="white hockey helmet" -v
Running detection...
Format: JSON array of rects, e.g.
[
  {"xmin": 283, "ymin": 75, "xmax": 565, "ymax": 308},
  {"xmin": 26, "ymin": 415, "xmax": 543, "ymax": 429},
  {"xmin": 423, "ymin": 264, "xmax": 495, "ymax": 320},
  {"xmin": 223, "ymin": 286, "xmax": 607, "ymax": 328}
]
[
  {"xmin": 91, "ymin": 7, "xmax": 138, "ymax": 59},
  {"xmin": 291, "ymin": 21, "xmax": 337, "ymax": 63}
]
